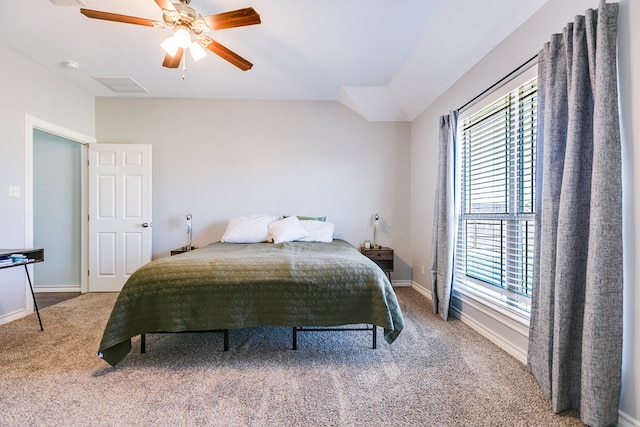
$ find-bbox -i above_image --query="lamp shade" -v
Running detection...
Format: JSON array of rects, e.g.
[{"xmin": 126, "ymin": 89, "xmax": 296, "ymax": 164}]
[
  {"xmin": 189, "ymin": 41, "xmax": 206, "ymax": 62},
  {"xmin": 161, "ymin": 37, "xmax": 179, "ymax": 56},
  {"xmin": 173, "ymin": 27, "xmax": 191, "ymax": 48}
]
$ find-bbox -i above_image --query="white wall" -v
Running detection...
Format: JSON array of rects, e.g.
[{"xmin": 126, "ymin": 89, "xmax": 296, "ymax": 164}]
[
  {"xmin": 0, "ymin": 43, "xmax": 94, "ymax": 323},
  {"xmin": 411, "ymin": 0, "xmax": 639, "ymax": 423},
  {"xmin": 95, "ymin": 98, "xmax": 412, "ymax": 281}
]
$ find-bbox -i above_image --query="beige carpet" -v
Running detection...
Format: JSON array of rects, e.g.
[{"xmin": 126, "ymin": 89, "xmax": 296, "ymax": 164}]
[{"xmin": 0, "ymin": 288, "xmax": 583, "ymax": 426}]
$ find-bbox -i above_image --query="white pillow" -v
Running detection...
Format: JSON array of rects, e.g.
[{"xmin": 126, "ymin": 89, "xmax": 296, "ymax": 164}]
[
  {"xmin": 297, "ymin": 220, "xmax": 334, "ymax": 242},
  {"xmin": 268, "ymin": 215, "xmax": 308, "ymax": 244},
  {"xmin": 221, "ymin": 215, "xmax": 280, "ymax": 243}
]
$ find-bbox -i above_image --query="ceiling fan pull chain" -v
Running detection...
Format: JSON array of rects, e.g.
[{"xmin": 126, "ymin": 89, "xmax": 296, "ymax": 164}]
[{"xmin": 182, "ymin": 50, "xmax": 187, "ymax": 80}]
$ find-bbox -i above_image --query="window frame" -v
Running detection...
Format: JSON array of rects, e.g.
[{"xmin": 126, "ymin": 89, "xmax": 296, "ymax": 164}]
[{"xmin": 453, "ymin": 65, "xmax": 538, "ymax": 319}]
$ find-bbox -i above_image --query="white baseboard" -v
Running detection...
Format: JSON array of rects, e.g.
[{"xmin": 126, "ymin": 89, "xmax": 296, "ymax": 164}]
[
  {"xmin": 34, "ymin": 286, "xmax": 81, "ymax": 293},
  {"xmin": 450, "ymin": 303, "xmax": 528, "ymax": 364},
  {"xmin": 391, "ymin": 279, "xmax": 412, "ymax": 287},
  {"xmin": 412, "ymin": 283, "xmax": 527, "ymax": 364},
  {"xmin": 0, "ymin": 308, "xmax": 28, "ymax": 326},
  {"xmin": 411, "ymin": 281, "xmax": 432, "ymax": 300},
  {"xmin": 411, "ymin": 281, "xmax": 527, "ymax": 363},
  {"xmin": 618, "ymin": 410, "xmax": 640, "ymax": 427}
]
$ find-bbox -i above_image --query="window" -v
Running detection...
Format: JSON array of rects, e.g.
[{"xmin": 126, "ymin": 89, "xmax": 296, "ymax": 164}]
[{"xmin": 453, "ymin": 71, "xmax": 537, "ymax": 314}]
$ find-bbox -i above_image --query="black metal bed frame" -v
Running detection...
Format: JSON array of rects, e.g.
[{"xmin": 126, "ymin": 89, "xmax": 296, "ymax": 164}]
[{"xmin": 138, "ymin": 324, "xmax": 377, "ymax": 354}]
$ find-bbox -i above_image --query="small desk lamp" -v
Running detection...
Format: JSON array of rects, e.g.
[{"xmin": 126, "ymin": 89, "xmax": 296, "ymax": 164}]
[
  {"xmin": 373, "ymin": 213, "xmax": 379, "ymax": 249},
  {"xmin": 184, "ymin": 213, "xmax": 193, "ymax": 251}
]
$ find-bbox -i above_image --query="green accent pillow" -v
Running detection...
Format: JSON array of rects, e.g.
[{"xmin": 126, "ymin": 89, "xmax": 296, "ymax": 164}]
[{"xmin": 284, "ymin": 215, "xmax": 326, "ymax": 222}]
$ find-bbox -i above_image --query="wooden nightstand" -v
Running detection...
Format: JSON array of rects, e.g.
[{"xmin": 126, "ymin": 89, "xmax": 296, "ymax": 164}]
[
  {"xmin": 170, "ymin": 246, "xmax": 195, "ymax": 256},
  {"xmin": 361, "ymin": 246, "xmax": 394, "ymax": 280}
]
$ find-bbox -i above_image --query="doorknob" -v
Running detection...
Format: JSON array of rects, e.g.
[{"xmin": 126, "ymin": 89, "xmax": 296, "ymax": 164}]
[{"xmin": 141, "ymin": 222, "xmax": 151, "ymax": 228}]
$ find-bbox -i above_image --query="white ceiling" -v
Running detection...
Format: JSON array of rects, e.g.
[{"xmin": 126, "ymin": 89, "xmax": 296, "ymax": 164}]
[{"xmin": 0, "ymin": 0, "xmax": 549, "ymax": 121}]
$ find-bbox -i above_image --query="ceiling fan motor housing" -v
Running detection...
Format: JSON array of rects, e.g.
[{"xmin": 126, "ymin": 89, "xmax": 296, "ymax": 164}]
[{"xmin": 163, "ymin": 1, "xmax": 210, "ymax": 35}]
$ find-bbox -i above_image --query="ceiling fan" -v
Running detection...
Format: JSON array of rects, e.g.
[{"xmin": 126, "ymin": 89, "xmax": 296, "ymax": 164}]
[{"xmin": 80, "ymin": 0, "xmax": 260, "ymax": 72}]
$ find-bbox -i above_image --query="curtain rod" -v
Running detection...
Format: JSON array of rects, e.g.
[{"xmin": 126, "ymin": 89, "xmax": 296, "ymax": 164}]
[{"xmin": 457, "ymin": 53, "xmax": 538, "ymax": 112}]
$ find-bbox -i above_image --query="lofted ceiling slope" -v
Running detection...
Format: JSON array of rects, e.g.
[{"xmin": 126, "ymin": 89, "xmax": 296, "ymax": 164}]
[{"xmin": 0, "ymin": 0, "xmax": 549, "ymax": 121}]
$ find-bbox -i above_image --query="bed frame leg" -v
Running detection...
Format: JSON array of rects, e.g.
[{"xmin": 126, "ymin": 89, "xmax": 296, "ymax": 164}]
[
  {"xmin": 141, "ymin": 333, "xmax": 146, "ymax": 353},
  {"xmin": 372, "ymin": 325, "xmax": 377, "ymax": 349},
  {"xmin": 223, "ymin": 329, "xmax": 229, "ymax": 351},
  {"xmin": 292, "ymin": 327, "xmax": 298, "ymax": 350}
]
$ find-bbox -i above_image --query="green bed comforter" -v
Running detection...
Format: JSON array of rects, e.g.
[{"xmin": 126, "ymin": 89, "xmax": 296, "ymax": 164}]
[{"xmin": 98, "ymin": 239, "xmax": 404, "ymax": 366}]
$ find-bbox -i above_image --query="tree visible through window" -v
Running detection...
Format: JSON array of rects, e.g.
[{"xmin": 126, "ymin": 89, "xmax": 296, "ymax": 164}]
[{"xmin": 454, "ymin": 75, "xmax": 537, "ymax": 312}]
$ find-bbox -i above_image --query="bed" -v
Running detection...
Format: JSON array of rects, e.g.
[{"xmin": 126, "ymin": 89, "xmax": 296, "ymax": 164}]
[{"xmin": 97, "ymin": 238, "xmax": 405, "ymax": 366}]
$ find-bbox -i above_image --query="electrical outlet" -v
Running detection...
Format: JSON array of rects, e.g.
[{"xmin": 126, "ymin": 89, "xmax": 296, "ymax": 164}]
[
  {"xmin": 421, "ymin": 264, "xmax": 425, "ymax": 275},
  {"xmin": 9, "ymin": 185, "xmax": 21, "ymax": 198}
]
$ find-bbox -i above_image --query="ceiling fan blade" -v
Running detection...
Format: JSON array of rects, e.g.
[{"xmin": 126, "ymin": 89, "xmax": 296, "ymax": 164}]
[
  {"xmin": 80, "ymin": 9, "xmax": 156, "ymax": 27},
  {"xmin": 154, "ymin": 0, "xmax": 176, "ymax": 12},
  {"xmin": 162, "ymin": 48, "xmax": 184, "ymax": 68},
  {"xmin": 205, "ymin": 40, "xmax": 253, "ymax": 71},
  {"xmin": 202, "ymin": 7, "xmax": 261, "ymax": 31}
]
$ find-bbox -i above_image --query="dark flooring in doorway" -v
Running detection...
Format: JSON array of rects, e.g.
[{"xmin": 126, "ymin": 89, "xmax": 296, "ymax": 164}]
[{"xmin": 35, "ymin": 292, "xmax": 81, "ymax": 309}]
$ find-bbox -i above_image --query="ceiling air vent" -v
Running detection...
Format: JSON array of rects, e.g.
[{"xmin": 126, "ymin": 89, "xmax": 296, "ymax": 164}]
[
  {"xmin": 93, "ymin": 76, "xmax": 148, "ymax": 94},
  {"xmin": 49, "ymin": 0, "xmax": 87, "ymax": 6}
]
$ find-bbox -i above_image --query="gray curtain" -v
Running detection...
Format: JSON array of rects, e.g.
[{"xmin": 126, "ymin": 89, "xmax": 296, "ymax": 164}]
[
  {"xmin": 430, "ymin": 111, "xmax": 457, "ymax": 321},
  {"xmin": 527, "ymin": 2, "xmax": 622, "ymax": 426}
]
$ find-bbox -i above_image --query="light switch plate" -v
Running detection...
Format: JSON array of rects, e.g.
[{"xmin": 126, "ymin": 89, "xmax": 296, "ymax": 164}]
[{"xmin": 9, "ymin": 185, "xmax": 21, "ymax": 198}]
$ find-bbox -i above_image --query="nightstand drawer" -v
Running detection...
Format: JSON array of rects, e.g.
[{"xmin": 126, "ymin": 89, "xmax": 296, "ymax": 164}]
[
  {"xmin": 365, "ymin": 250, "xmax": 393, "ymax": 261},
  {"xmin": 171, "ymin": 246, "xmax": 195, "ymax": 256}
]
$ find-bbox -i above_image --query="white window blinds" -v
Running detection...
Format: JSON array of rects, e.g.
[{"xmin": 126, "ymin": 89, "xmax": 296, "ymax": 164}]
[{"xmin": 454, "ymin": 76, "xmax": 537, "ymax": 311}]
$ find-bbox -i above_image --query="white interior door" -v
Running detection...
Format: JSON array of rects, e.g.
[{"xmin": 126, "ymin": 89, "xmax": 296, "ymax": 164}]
[{"xmin": 89, "ymin": 144, "xmax": 152, "ymax": 292}]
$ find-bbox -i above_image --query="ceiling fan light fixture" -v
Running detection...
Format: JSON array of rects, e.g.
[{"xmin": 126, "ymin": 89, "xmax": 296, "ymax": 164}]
[
  {"xmin": 160, "ymin": 36, "xmax": 179, "ymax": 56},
  {"xmin": 189, "ymin": 41, "xmax": 206, "ymax": 62},
  {"xmin": 173, "ymin": 27, "xmax": 192, "ymax": 48}
]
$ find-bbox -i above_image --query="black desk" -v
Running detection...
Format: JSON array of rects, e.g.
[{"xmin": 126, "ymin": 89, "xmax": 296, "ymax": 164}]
[{"xmin": 0, "ymin": 248, "xmax": 45, "ymax": 331}]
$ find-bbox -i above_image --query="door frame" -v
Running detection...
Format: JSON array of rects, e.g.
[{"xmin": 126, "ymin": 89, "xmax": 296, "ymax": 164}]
[{"xmin": 24, "ymin": 115, "xmax": 96, "ymax": 295}]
